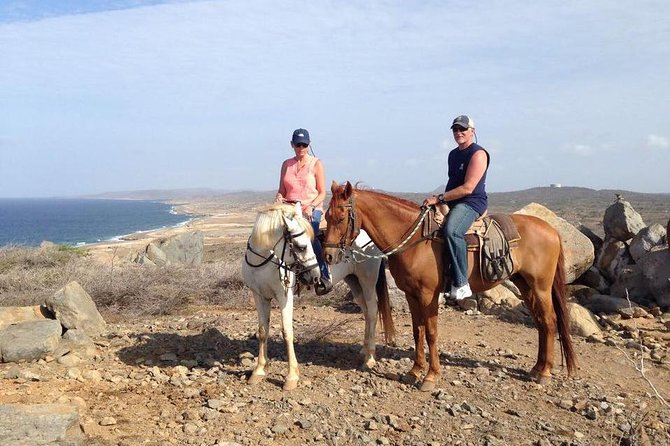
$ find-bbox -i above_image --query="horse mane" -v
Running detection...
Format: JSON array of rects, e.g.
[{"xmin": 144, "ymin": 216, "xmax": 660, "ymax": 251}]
[
  {"xmin": 250, "ymin": 203, "xmax": 313, "ymax": 249},
  {"xmin": 353, "ymin": 187, "xmax": 421, "ymax": 211}
]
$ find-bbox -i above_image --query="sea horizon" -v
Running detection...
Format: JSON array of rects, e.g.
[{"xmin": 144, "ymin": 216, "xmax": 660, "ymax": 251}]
[{"xmin": 0, "ymin": 198, "xmax": 194, "ymax": 247}]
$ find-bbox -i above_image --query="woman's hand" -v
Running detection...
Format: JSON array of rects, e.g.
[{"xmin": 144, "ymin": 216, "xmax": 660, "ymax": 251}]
[{"xmin": 275, "ymin": 193, "xmax": 285, "ymax": 203}]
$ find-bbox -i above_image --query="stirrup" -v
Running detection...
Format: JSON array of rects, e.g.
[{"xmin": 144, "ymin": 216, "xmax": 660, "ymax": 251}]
[{"xmin": 315, "ymin": 277, "xmax": 332, "ymax": 296}]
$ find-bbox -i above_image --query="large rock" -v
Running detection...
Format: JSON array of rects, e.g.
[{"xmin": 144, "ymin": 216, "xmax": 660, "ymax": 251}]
[
  {"xmin": 603, "ymin": 197, "xmax": 646, "ymax": 241},
  {"xmin": 637, "ymin": 249, "xmax": 670, "ymax": 307},
  {"xmin": 0, "ymin": 305, "xmax": 51, "ymax": 330},
  {"xmin": 0, "ymin": 403, "xmax": 84, "ymax": 445},
  {"xmin": 0, "ymin": 320, "xmax": 62, "ymax": 362},
  {"xmin": 576, "ymin": 266, "xmax": 610, "ymax": 294},
  {"xmin": 576, "ymin": 293, "xmax": 643, "ymax": 315},
  {"xmin": 384, "ymin": 270, "xmax": 408, "ymax": 312},
  {"xmin": 155, "ymin": 231, "xmax": 204, "ymax": 265},
  {"xmin": 567, "ymin": 303, "xmax": 602, "ymax": 337},
  {"xmin": 477, "ymin": 284, "xmax": 529, "ymax": 323},
  {"xmin": 45, "ymin": 281, "xmax": 106, "ymax": 337},
  {"xmin": 595, "ymin": 238, "xmax": 632, "ymax": 283},
  {"xmin": 629, "ymin": 223, "xmax": 667, "ymax": 262},
  {"xmin": 514, "ymin": 203, "xmax": 594, "ymax": 283},
  {"xmin": 54, "ymin": 329, "xmax": 98, "ymax": 360},
  {"xmin": 577, "ymin": 224, "xmax": 603, "ymax": 256},
  {"xmin": 146, "ymin": 242, "xmax": 168, "ymax": 266},
  {"xmin": 610, "ymin": 266, "xmax": 649, "ymax": 302}
]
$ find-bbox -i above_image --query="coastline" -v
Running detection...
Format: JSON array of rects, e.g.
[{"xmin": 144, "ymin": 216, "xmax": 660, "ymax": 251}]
[{"xmin": 83, "ymin": 199, "xmax": 261, "ymax": 263}]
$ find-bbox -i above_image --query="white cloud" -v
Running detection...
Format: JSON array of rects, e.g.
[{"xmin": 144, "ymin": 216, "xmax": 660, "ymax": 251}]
[
  {"xmin": 565, "ymin": 144, "xmax": 594, "ymax": 156},
  {"xmin": 647, "ymin": 134, "xmax": 670, "ymax": 150}
]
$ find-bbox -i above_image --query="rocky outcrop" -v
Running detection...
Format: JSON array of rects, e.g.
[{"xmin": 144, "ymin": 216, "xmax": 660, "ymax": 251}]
[
  {"xmin": 0, "ymin": 403, "xmax": 84, "ymax": 445},
  {"xmin": 45, "ymin": 281, "xmax": 106, "ymax": 337},
  {"xmin": 0, "ymin": 282, "xmax": 104, "ymax": 363},
  {"xmin": 628, "ymin": 223, "xmax": 667, "ymax": 262},
  {"xmin": 603, "ymin": 197, "xmax": 646, "ymax": 241},
  {"xmin": 134, "ymin": 231, "xmax": 204, "ymax": 266},
  {"xmin": 638, "ymin": 249, "xmax": 670, "ymax": 307},
  {"xmin": 0, "ymin": 320, "xmax": 62, "ymax": 363},
  {"xmin": 514, "ymin": 203, "xmax": 594, "ymax": 283}
]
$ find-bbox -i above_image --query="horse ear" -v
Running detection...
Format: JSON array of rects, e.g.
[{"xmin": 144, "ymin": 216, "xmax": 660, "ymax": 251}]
[
  {"xmin": 343, "ymin": 181, "xmax": 353, "ymax": 199},
  {"xmin": 330, "ymin": 180, "xmax": 339, "ymax": 194}
]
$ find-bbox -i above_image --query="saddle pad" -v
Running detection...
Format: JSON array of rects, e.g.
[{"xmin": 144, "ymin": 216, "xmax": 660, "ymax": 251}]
[{"xmin": 465, "ymin": 214, "xmax": 520, "ymax": 251}]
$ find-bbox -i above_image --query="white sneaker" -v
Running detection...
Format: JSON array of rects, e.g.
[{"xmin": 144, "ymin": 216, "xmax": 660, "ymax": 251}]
[{"xmin": 450, "ymin": 284, "xmax": 473, "ymax": 300}]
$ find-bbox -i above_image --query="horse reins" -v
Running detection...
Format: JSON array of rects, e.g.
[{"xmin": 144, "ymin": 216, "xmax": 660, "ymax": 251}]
[
  {"xmin": 245, "ymin": 227, "xmax": 318, "ymax": 278},
  {"xmin": 323, "ymin": 193, "xmax": 431, "ymax": 260}
]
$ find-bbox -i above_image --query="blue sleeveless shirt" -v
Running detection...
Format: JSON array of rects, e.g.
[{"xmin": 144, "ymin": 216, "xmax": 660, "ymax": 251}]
[{"xmin": 445, "ymin": 143, "xmax": 489, "ymax": 215}]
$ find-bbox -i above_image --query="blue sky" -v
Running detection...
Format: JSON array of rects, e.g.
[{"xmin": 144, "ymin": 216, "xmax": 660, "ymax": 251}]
[{"xmin": 1, "ymin": 0, "xmax": 669, "ymax": 197}]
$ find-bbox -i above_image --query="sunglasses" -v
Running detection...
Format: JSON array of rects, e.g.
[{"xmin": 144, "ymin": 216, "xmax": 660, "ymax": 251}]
[
  {"xmin": 452, "ymin": 127, "xmax": 469, "ymax": 133},
  {"xmin": 294, "ymin": 143, "xmax": 309, "ymax": 148}
]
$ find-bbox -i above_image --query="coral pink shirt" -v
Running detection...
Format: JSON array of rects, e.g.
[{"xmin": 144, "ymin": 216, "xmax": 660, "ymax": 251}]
[{"xmin": 281, "ymin": 156, "xmax": 323, "ymax": 213}]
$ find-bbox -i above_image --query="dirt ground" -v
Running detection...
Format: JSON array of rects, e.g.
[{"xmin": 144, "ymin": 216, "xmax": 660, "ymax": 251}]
[
  {"xmin": 1, "ymin": 304, "xmax": 669, "ymax": 446},
  {"xmin": 2, "ymin": 196, "xmax": 669, "ymax": 445}
]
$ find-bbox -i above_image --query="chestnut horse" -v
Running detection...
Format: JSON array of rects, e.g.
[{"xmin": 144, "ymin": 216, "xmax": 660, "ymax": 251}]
[{"xmin": 323, "ymin": 181, "xmax": 576, "ymax": 391}]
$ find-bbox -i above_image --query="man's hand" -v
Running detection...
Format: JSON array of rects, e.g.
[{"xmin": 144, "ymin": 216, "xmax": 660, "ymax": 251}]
[{"xmin": 423, "ymin": 195, "xmax": 440, "ymax": 207}]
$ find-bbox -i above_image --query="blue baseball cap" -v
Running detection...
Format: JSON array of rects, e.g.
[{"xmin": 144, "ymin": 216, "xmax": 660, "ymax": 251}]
[{"xmin": 291, "ymin": 128, "xmax": 310, "ymax": 145}]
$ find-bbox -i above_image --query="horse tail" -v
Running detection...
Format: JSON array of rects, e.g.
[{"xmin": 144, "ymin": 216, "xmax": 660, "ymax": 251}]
[
  {"xmin": 552, "ymin": 243, "xmax": 577, "ymax": 376},
  {"xmin": 376, "ymin": 259, "xmax": 396, "ymax": 346}
]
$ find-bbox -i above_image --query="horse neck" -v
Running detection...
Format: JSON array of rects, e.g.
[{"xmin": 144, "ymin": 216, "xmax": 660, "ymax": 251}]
[{"xmin": 355, "ymin": 191, "xmax": 420, "ymax": 252}]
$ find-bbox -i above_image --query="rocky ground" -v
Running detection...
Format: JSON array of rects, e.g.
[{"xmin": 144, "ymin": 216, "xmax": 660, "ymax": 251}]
[
  {"xmin": 1, "ymin": 302, "xmax": 669, "ymax": 446},
  {"xmin": 2, "ymin": 192, "xmax": 669, "ymax": 445}
]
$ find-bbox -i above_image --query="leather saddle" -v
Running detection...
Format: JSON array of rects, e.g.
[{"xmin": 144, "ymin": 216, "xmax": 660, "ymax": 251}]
[{"xmin": 424, "ymin": 205, "xmax": 520, "ymax": 282}]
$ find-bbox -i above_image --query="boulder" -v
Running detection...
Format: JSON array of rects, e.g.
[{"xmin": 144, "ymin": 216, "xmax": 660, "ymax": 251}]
[
  {"xmin": 576, "ymin": 266, "xmax": 610, "ymax": 294},
  {"xmin": 577, "ymin": 224, "xmax": 603, "ymax": 255},
  {"xmin": 45, "ymin": 281, "xmax": 106, "ymax": 337},
  {"xmin": 637, "ymin": 249, "xmax": 670, "ymax": 307},
  {"xmin": 514, "ymin": 203, "xmax": 594, "ymax": 283},
  {"xmin": 610, "ymin": 266, "xmax": 649, "ymax": 302},
  {"xmin": 0, "ymin": 305, "xmax": 52, "ymax": 330},
  {"xmin": 54, "ymin": 329, "xmax": 98, "ymax": 360},
  {"xmin": 0, "ymin": 320, "xmax": 62, "ymax": 363},
  {"xmin": 595, "ymin": 238, "xmax": 632, "ymax": 283},
  {"xmin": 603, "ymin": 197, "xmax": 646, "ymax": 241},
  {"xmin": 567, "ymin": 303, "xmax": 602, "ymax": 337},
  {"xmin": 146, "ymin": 242, "xmax": 168, "ymax": 266},
  {"xmin": 0, "ymin": 403, "xmax": 84, "ymax": 445},
  {"xmin": 477, "ymin": 284, "xmax": 529, "ymax": 324},
  {"xmin": 577, "ymin": 293, "xmax": 643, "ymax": 315},
  {"xmin": 155, "ymin": 231, "xmax": 204, "ymax": 265},
  {"xmin": 384, "ymin": 270, "xmax": 408, "ymax": 312},
  {"xmin": 629, "ymin": 223, "xmax": 667, "ymax": 262}
]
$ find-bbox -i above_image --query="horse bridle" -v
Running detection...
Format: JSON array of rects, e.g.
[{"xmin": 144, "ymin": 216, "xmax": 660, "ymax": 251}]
[
  {"xmin": 321, "ymin": 192, "xmax": 360, "ymax": 251},
  {"xmin": 245, "ymin": 223, "xmax": 319, "ymax": 279},
  {"xmin": 323, "ymin": 191, "xmax": 430, "ymax": 260}
]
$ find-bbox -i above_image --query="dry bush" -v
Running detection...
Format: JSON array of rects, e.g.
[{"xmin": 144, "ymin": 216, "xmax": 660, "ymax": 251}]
[{"xmin": 0, "ymin": 245, "xmax": 251, "ymax": 316}]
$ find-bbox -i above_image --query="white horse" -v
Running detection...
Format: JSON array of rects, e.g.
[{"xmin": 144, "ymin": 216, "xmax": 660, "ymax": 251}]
[{"xmin": 242, "ymin": 204, "xmax": 395, "ymax": 390}]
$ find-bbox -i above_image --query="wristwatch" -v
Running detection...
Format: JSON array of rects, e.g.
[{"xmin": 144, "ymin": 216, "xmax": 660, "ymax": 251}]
[{"xmin": 437, "ymin": 194, "xmax": 445, "ymax": 203}]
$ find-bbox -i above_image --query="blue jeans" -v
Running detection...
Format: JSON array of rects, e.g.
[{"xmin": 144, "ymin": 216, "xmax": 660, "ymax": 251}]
[
  {"xmin": 310, "ymin": 209, "xmax": 330, "ymax": 280},
  {"xmin": 442, "ymin": 203, "xmax": 480, "ymax": 287}
]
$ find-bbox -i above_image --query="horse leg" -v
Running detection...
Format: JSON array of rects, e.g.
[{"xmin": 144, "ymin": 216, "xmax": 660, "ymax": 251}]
[
  {"xmin": 351, "ymin": 275, "xmax": 378, "ymax": 370},
  {"xmin": 420, "ymin": 297, "xmax": 441, "ymax": 392},
  {"xmin": 404, "ymin": 295, "xmax": 426, "ymax": 383},
  {"xmin": 279, "ymin": 288, "xmax": 299, "ymax": 390},
  {"xmin": 248, "ymin": 293, "xmax": 270, "ymax": 385},
  {"xmin": 514, "ymin": 275, "xmax": 555, "ymax": 383}
]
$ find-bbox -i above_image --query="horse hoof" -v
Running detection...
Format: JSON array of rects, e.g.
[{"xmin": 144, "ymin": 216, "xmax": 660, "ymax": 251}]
[
  {"xmin": 535, "ymin": 375, "xmax": 551, "ymax": 385},
  {"xmin": 283, "ymin": 379, "xmax": 299, "ymax": 391},
  {"xmin": 419, "ymin": 380, "xmax": 436, "ymax": 392},
  {"xmin": 401, "ymin": 373, "xmax": 419, "ymax": 385},
  {"xmin": 247, "ymin": 374, "xmax": 264, "ymax": 385}
]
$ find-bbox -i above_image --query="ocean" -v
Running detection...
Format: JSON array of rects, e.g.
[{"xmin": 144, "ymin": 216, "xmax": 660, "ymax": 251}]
[{"xmin": 0, "ymin": 198, "xmax": 193, "ymax": 247}]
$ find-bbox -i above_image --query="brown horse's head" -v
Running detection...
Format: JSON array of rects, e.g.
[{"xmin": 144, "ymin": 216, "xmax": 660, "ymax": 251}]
[{"xmin": 323, "ymin": 181, "xmax": 358, "ymax": 264}]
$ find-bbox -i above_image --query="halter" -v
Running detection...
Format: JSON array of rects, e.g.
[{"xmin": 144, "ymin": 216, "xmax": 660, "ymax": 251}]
[
  {"xmin": 245, "ymin": 220, "xmax": 319, "ymax": 286},
  {"xmin": 324, "ymin": 192, "xmax": 430, "ymax": 260}
]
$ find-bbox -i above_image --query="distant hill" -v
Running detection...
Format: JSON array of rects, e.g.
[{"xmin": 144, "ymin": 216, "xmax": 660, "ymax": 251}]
[{"xmin": 87, "ymin": 186, "xmax": 670, "ymax": 237}]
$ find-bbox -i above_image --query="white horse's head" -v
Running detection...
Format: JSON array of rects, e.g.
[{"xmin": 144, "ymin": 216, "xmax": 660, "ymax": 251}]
[{"xmin": 250, "ymin": 204, "xmax": 320, "ymax": 283}]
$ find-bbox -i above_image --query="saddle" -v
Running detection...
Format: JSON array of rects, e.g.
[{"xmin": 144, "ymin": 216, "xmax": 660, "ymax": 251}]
[{"xmin": 423, "ymin": 205, "xmax": 520, "ymax": 283}]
